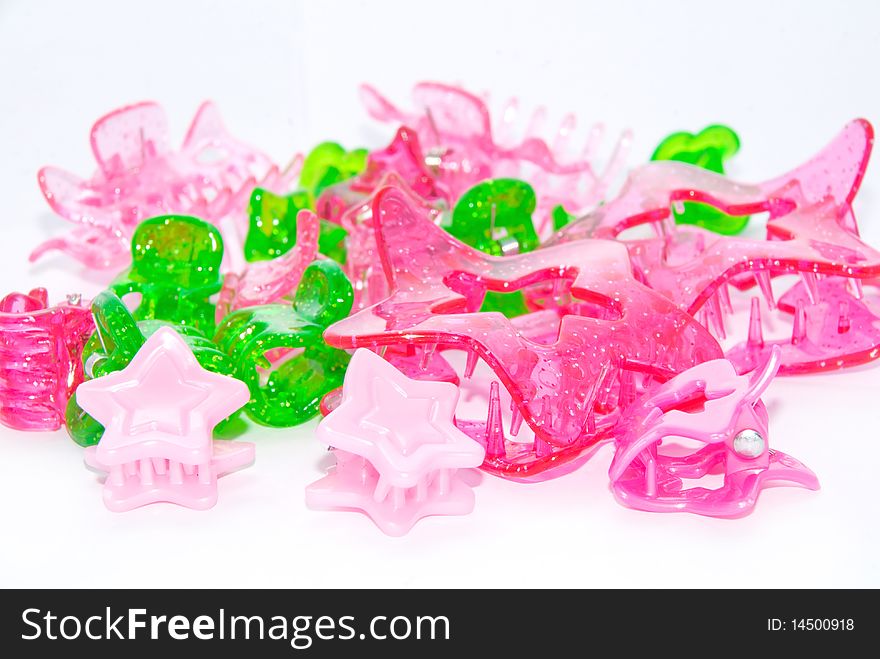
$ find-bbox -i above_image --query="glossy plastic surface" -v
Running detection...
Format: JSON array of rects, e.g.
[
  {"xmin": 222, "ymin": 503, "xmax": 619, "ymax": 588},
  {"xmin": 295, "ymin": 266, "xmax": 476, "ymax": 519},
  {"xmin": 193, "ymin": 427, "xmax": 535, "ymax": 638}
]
[
  {"xmin": 244, "ymin": 188, "xmax": 347, "ymax": 264},
  {"xmin": 609, "ymin": 347, "xmax": 819, "ymax": 517},
  {"xmin": 324, "ymin": 185, "xmax": 722, "ymax": 480},
  {"xmin": 78, "ymin": 327, "xmax": 252, "ymax": 511},
  {"xmin": 66, "ymin": 291, "xmax": 237, "ymax": 446},
  {"xmin": 306, "ymin": 349, "xmax": 485, "ymax": 536},
  {"xmin": 110, "ymin": 215, "xmax": 224, "ymax": 336},
  {"xmin": 359, "ymin": 81, "xmax": 630, "ymax": 229},
  {"xmin": 214, "ymin": 260, "xmax": 353, "ymax": 427},
  {"xmin": 651, "ymin": 124, "xmax": 747, "ymax": 233},
  {"xmin": 554, "ymin": 119, "xmax": 880, "ymax": 374},
  {"xmin": 216, "ymin": 209, "xmax": 320, "ymax": 320},
  {"xmin": 0, "ymin": 288, "xmax": 93, "ymax": 430},
  {"xmin": 34, "ymin": 101, "xmax": 298, "ymax": 269}
]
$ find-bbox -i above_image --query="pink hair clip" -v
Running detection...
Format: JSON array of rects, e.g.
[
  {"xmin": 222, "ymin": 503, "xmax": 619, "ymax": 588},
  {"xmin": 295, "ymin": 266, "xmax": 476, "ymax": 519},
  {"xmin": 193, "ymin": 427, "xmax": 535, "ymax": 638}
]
[
  {"xmin": 323, "ymin": 185, "xmax": 722, "ymax": 481},
  {"xmin": 0, "ymin": 288, "xmax": 93, "ymax": 431},
  {"xmin": 35, "ymin": 101, "xmax": 299, "ymax": 269},
  {"xmin": 76, "ymin": 327, "xmax": 253, "ymax": 511},
  {"xmin": 319, "ymin": 170, "xmax": 443, "ymax": 311},
  {"xmin": 552, "ymin": 119, "xmax": 880, "ymax": 374},
  {"xmin": 359, "ymin": 82, "xmax": 631, "ymax": 225},
  {"xmin": 306, "ymin": 348, "xmax": 485, "ymax": 536},
  {"xmin": 609, "ymin": 347, "xmax": 819, "ymax": 517},
  {"xmin": 215, "ymin": 209, "xmax": 320, "ymax": 321}
]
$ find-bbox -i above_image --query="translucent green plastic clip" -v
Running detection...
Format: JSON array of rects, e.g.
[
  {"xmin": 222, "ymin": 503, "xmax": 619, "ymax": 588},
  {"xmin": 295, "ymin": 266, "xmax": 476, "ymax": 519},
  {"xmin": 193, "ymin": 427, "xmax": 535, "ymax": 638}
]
[
  {"xmin": 213, "ymin": 259, "xmax": 354, "ymax": 427},
  {"xmin": 243, "ymin": 142, "xmax": 366, "ymax": 264},
  {"xmin": 109, "ymin": 215, "xmax": 224, "ymax": 335},
  {"xmin": 650, "ymin": 125, "xmax": 748, "ymax": 234},
  {"xmin": 447, "ymin": 178, "xmax": 538, "ymax": 317},
  {"xmin": 244, "ymin": 188, "xmax": 348, "ymax": 264}
]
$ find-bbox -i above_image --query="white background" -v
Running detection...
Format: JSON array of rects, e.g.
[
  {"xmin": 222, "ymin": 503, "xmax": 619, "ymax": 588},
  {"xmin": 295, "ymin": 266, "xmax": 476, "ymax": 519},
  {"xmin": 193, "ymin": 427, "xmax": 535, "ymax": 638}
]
[{"xmin": 1, "ymin": 0, "xmax": 879, "ymax": 588}]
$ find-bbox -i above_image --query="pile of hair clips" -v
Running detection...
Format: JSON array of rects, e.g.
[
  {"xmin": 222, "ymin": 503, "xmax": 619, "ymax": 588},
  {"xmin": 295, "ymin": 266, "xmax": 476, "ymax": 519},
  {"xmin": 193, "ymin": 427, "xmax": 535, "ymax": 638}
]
[{"xmin": 3, "ymin": 81, "xmax": 877, "ymax": 535}]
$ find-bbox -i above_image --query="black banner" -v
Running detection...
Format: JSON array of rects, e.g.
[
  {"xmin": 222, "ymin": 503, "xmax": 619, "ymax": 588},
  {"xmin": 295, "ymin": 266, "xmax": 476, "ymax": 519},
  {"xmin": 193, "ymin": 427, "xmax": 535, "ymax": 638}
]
[{"xmin": 0, "ymin": 589, "xmax": 870, "ymax": 655}]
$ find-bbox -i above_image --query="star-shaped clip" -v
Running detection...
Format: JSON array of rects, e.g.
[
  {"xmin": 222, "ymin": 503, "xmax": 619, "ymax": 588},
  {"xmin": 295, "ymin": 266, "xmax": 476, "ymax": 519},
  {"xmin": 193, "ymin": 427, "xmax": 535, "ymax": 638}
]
[
  {"xmin": 306, "ymin": 348, "xmax": 485, "ymax": 536},
  {"xmin": 77, "ymin": 327, "xmax": 253, "ymax": 511}
]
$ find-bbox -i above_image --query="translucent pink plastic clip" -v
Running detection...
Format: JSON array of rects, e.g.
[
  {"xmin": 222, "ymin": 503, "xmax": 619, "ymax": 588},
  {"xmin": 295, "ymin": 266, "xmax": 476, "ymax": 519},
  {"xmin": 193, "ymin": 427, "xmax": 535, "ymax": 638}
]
[
  {"xmin": 35, "ymin": 101, "xmax": 299, "ymax": 269},
  {"xmin": 609, "ymin": 347, "xmax": 819, "ymax": 517},
  {"xmin": 77, "ymin": 327, "xmax": 253, "ymax": 511},
  {"xmin": 359, "ymin": 82, "xmax": 631, "ymax": 224},
  {"xmin": 215, "ymin": 209, "xmax": 320, "ymax": 321},
  {"xmin": 320, "ymin": 170, "xmax": 443, "ymax": 311},
  {"xmin": 0, "ymin": 288, "xmax": 93, "ymax": 430},
  {"xmin": 552, "ymin": 119, "xmax": 880, "ymax": 374},
  {"xmin": 324, "ymin": 185, "xmax": 722, "ymax": 481},
  {"xmin": 306, "ymin": 348, "xmax": 485, "ymax": 536}
]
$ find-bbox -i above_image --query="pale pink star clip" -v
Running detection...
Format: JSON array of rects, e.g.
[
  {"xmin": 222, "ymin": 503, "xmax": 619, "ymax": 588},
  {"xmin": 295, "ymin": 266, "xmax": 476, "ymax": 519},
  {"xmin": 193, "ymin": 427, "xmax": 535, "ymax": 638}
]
[
  {"xmin": 76, "ymin": 327, "xmax": 254, "ymax": 511},
  {"xmin": 306, "ymin": 348, "xmax": 485, "ymax": 536}
]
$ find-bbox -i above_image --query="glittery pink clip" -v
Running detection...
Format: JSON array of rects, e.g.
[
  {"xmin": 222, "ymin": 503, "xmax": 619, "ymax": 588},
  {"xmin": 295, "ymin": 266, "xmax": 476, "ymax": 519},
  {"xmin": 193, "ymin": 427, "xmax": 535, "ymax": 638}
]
[
  {"xmin": 0, "ymin": 288, "xmax": 93, "ymax": 430},
  {"xmin": 553, "ymin": 119, "xmax": 880, "ymax": 374},
  {"xmin": 359, "ymin": 82, "xmax": 631, "ymax": 222},
  {"xmin": 77, "ymin": 327, "xmax": 253, "ymax": 511},
  {"xmin": 215, "ymin": 209, "xmax": 320, "ymax": 321},
  {"xmin": 324, "ymin": 185, "xmax": 722, "ymax": 480},
  {"xmin": 306, "ymin": 349, "xmax": 485, "ymax": 536},
  {"xmin": 35, "ymin": 101, "xmax": 299, "ymax": 269},
  {"xmin": 319, "ymin": 170, "xmax": 442, "ymax": 311},
  {"xmin": 609, "ymin": 347, "xmax": 819, "ymax": 517}
]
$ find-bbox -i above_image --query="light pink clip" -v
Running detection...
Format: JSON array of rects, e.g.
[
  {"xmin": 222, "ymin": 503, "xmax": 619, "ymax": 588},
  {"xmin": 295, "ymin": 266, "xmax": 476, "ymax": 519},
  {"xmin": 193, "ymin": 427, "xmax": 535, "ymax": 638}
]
[
  {"xmin": 360, "ymin": 82, "xmax": 631, "ymax": 227},
  {"xmin": 552, "ymin": 120, "xmax": 880, "ymax": 374},
  {"xmin": 35, "ymin": 101, "xmax": 299, "ymax": 269},
  {"xmin": 609, "ymin": 347, "xmax": 819, "ymax": 517},
  {"xmin": 306, "ymin": 348, "xmax": 485, "ymax": 536},
  {"xmin": 0, "ymin": 288, "xmax": 93, "ymax": 430},
  {"xmin": 215, "ymin": 209, "xmax": 320, "ymax": 321},
  {"xmin": 77, "ymin": 327, "xmax": 253, "ymax": 511}
]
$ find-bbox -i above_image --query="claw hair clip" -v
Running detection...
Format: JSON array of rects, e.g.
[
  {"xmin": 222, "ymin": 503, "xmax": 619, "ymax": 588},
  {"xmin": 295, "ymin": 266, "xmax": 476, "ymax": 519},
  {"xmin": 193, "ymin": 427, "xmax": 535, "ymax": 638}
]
[
  {"xmin": 609, "ymin": 347, "xmax": 819, "ymax": 517},
  {"xmin": 0, "ymin": 288, "xmax": 93, "ymax": 430},
  {"xmin": 448, "ymin": 178, "xmax": 538, "ymax": 317},
  {"xmin": 324, "ymin": 185, "xmax": 722, "ymax": 481},
  {"xmin": 35, "ymin": 100, "xmax": 299, "ymax": 269},
  {"xmin": 298, "ymin": 141, "xmax": 368, "ymax": 203},
  {"xmin": 316, "ymin": 126, "xmax": 449, "ymax": 226},
  {"xmin": 306, "ymin": 348, "xmax": 485, "ymax": 536},
  {"xmin": 216, "ymin": 209, "xmax": 321, "ymax": 320},
  {"xmin": 66, "ymin": 291, "xmax": 236, "ymax": 447},
  {"xmin": 214, "ymin": 259, "xmax": 353, "ymax": 427},
  {"xmin": 319, "ymin": 168, "xmax": 443, "ymax": 311},
  {"xmin": 553, "ymin": 119, "xmax": 880, "ymax": 374},
  {"xmin": 77, "ymin": 327, "xmax": 253, "ymax": 511},
  {"xmin": 359, "ymin": 81, "xmax": 631, "ymax": 227},
  {"xmin": 244, "ymin": 188, "xmax": 348, "ymax": 264},
  {"xmin": 650, "ymin": 124, "xmax": 748, "ymax": 234},
  {"xmin": 110, "ymin": 215, "xmax": 224, "ymax": 336}
]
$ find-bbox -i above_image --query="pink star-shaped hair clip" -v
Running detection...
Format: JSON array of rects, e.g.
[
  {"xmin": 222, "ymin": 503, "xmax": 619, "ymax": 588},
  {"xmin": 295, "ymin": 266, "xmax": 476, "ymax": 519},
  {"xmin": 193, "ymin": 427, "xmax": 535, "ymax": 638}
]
[
  {"xmin": 76, "ymin": 327, "xmax": 253, "ymax": 511},
  {"xmin": 306, "ymin": 348, "xmax": 485, "ymax": 536}
]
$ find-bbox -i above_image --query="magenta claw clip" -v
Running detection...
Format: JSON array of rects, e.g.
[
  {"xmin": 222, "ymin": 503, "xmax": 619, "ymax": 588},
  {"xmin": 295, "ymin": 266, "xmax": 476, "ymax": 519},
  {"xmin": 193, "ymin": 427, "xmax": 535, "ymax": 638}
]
[
  {"xmin": 76, "ymin": 327, "xmax": 253, "ymax": 511},
  {"xmin": 306, "ymin": 348, "xmax": 485, "ymax": 536},
  {"xmin": 0, "ymin": 288, "xmax": 93, "ymax": 430},
  {"xmin": 609, "ymin": 346, "xmax": 819, "ymax": 517},
  {"xmin": 324, "ymin": 184, "xmax": 721, "ymax": 481},
  {"xmin": 552, "ymin": 119, "xmax": 880, "ymax": 375}
]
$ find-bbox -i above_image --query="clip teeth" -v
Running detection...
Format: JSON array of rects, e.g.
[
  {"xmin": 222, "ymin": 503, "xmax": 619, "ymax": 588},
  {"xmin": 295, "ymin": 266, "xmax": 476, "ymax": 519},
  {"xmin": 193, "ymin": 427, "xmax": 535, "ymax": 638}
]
[{"xmin": 748, "ymin": 297, "xmax": 764, "ymax": 347}]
